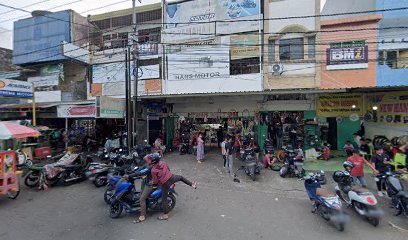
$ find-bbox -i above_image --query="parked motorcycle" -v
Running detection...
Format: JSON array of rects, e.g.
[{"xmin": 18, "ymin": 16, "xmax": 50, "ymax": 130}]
[
  {"xmin": 380, "ymin": 171, "xmax": 408, "ymax": 217},
  {"xmin": 279, "ymin": 145, "xmax": 304, "ymax": 178},
  {"xmin": 103, "ymin": 166, "xmax": 140, "ymax": 204},
  {"xmin": 109, "ymin": 169, "xmax": 177, "ymax": 218},
  {"xmin": 333, "ymin": 166, "xmax": 383, "ymax": 226},
  {"xmin": 16, "ymin": 149, "xmax": 32, "ymax": 168},
  {"xmin": 305, "ymin": 172, "xmax": 349, "ymax": 231},
  {"xmin": 24, "ymin": 165, "xmax": 59, "ymax": 189},
  {"xmin": 264, "ymin": 138, "xmax": 274, "ymax": 155},
  {"xmin": 237, "ymin": 148, "xmax": 260, "ymax": 181},
  {"xmin": 179, "ymin": 134, "xmax": 189, "ymax": 155}
]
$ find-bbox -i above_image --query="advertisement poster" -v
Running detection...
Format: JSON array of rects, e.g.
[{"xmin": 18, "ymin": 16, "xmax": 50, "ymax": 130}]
[
  {"xmin": 230, "ymin": 35, "xmax": 259, "ymax": 60},
  {"xmin": 0, "ymin": 79, "xmax": 33, "ymax": 99},
  {"xmin": 317, "ymin": 93, "xmax": 363, "ymax": 117},
  {"xmin": 57, "ymin": 105, "xmax": 96, "ymax": 118},
  {"xmin": 97, "ymin": 96, "xmax": 125, "ymax": 119},
  {"xmin": 365, "ymin": 91, "xmax": 408, "ymax": 126}
]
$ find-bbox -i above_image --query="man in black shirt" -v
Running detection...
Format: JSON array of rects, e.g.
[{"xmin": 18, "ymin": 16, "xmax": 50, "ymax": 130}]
[
  {"xmin": 371, "ymin": 146, "xmax": 391, "ymax": 197},
  {"xmin": 359, "ymin": 138, "xmax": 370, "ymax": 154}
]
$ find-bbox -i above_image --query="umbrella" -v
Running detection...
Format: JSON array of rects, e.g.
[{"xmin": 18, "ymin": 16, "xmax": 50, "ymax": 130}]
[{"xmin": 0, "ymin": 122, "xmax": 40, "ymax": 140}]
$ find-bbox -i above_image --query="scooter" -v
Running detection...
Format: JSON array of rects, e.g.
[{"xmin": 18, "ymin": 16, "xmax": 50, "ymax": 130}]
[
  {"xmin": 380, "ymin": 171, "xmax": 408, "ymax": 217},
  {"xmin": 279, "ymin": 146, "xmax": 304, "ymax": 178},
  {"xmin": 333, "ymin": 170, "xmax": 383, "ymax": 226},
  {"xmin": 305, "ymin": 172, "xmax": 349, "ymax": 231},
  {"xmin": 109, "ymin": 169, "xmax": 177, "ymax": 218},
  {"xmin": 235, "ymin": 148, "xmax": 260, "ymax": 181}
]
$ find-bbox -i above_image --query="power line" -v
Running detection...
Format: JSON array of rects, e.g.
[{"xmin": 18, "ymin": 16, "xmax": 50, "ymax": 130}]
[{"xmin": 0, "ymin": 0, "xmax": 53, "ymax": 15}]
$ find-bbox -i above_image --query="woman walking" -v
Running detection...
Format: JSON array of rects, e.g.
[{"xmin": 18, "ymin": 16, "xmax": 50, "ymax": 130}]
[{"xmin": 197, "ymin": 133, "xmax": 205, "ymax": 163}]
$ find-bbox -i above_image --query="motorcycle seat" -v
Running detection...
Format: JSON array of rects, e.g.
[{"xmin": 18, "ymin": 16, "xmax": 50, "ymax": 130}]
[
  {"xmin": 316, "ymin": 188, "xmax": 336, "ymax": 197},
  {"xmin": 62, "ymin": 165, "xmax": 82, "ymax": 170},
  {"xmin": 396, "ymin": 191, "xmax": 408, "ymax": 199},
  {"xmin": 351, "ymin": 186, "xmax": 369, "ymax": 193}
]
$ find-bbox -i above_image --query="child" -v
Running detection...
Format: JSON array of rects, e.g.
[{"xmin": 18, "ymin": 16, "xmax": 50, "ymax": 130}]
[
  {"xmin": 343, "ymin": 140, "xmax": 354, "ymax": 157},
  {"xmin": 348, "ymin": 150, "xmax": 378, "ymax": 188}
]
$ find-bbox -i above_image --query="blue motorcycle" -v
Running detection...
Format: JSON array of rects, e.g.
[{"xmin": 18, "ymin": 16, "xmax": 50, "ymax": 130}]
[
  {"xmin": 305, "ymin": 173, "xmax": 349, "ymax": 231},
  {"xmin": 108, "ymin": 169, "xmax": 177, "ymax": 218}
]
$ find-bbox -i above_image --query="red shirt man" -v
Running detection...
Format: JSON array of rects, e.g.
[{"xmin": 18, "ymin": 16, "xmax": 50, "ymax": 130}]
[{"xmin": 347, "ymin": 150, "xmax": 377, "ymax": 187}]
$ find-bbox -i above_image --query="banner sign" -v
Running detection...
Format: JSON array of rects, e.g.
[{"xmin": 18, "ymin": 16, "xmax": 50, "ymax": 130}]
[
  {"xmin": 28, "ymin": 74, "xmax": 59, "ymax": 87},
  {"xmin": 365, "ymin": 91, "xmax": 408, "ymax": 126},
  {"xmin": 317, "ymin": 93, "xmax": 363, "ymax": 117},
  {"xmin": 139, "ymin": 64, "xmax": 160, "ymax": 80},
  {"xmin": 327, "ymin": 45, "xmax": 368, "ymax": 65},
  {"xmin": 97, "ymin": 96, "xmax": 125, "ymax": 118},
  {"xmin": 188, "ymin": 112, "xmax": 239, "ymax": 118},
  {"xmin": 57, "ymin": 105, "xmax": 96, "ymax": 118},
  {"xmin": 230, "ymin": 35, "xmax": 259, "ymax": 60},
  {"xmin": 0, "ymin": 79, "xmax": 33, "ymax": 99}
]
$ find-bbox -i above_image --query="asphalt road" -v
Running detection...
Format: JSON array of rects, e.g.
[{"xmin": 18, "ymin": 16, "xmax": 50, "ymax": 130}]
[{"xmin": 1, "ymin": 150, "xmax": 407, "ymax": 240}]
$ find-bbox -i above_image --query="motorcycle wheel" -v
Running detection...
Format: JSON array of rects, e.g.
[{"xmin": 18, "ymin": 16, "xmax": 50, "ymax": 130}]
[
  {"xmin": 24, "ymin": 171, "xmax": 40, "ymax": 187},
  {"xmin": 46, "ymin": 176, "xmax": 60, "ymax": 187},
  {"xmin": 279, "ymin": 166, "xmax": 288, "ymax": 178},
  {"xmin": 167, "ymin": 194, "xmax": 177, "ymax": 212},
  {"xmin": 94, "ymin": 175, "xmax": 107, "ymax": 188},
  {"xmin": 319, "ymin": 177, "xmax": 327, "ymax": 185},
  {"xmin": 368, "ymin": 217, "xmax": 380, "ymax": 227},
  {"xmin": 60, "ymin": 173, "xmax": 73, "ymax": 186},
  {"xmin": 104, "ymin": 188, "xmax": 114, "ymax": 204},
  {"xmin": 109, "ymin": 202, "xmax": 123, "ymax": 218},
  {"xmin": 7, "ymin": 181, "xmax": 20, "ymax": 200},
  {"xmin": 251, "ymin": 174, "xmax": 256, "ymax": 181}
]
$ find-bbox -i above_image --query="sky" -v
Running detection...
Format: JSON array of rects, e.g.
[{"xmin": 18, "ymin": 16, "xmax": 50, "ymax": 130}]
[{"xmin": 0, "ymin": 0, "xmax": 326, "ymax": 49}]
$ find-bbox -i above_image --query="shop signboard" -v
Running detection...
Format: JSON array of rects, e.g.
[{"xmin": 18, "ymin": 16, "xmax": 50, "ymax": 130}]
[
  {"xmin": 57, "ymin": 105, "xmax": 96, "ymax": 118},
  {"xmin": 230, "ymin": 34, "xmax": 259, "ymax": 60},
  {"xmin": 27, "ymin": 74, "xmax": 59, "ymax": 88},
  {"xmin": 96, "ymin": 96, "xmax": 125, "ymax": 119},
  {"xmin": 317, "ymin": 93, "xmax": 363, "ymax": 117},
  {"xmin": 365, "ymin": 91, "xmax": 408, "ymax": 126},
  {"xmin": 326, "ymin": 44, "xmax": 368, "ymax": 70},
  {"xmin": 188, "ymin": 112, "xmax": 238, "ymax": 118},
  {"xmin": 0, "ymin": 79, "xmax": 33, "ymax": 99}
]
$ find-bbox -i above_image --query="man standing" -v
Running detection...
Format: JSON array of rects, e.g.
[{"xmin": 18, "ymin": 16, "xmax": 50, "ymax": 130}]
[
  {"xmin": 371, "ymin": 146, "xmax": 391, "ymax": 197},
  {"xmin": 225, "ymin": 137, "xmax": 234, "ymax": 175},
  {"xmin": 221, "ymin": 138, "xmax": 228, "ymax": 169},
  {"xmin": 348, "ymin": 150, "xmax": 377, "ymax": 188}
]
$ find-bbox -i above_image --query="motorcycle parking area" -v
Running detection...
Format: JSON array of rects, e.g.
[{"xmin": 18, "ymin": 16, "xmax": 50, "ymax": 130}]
[{"xmin": 0, "ymin": 150, "xmax": 407, "ymax": 240}]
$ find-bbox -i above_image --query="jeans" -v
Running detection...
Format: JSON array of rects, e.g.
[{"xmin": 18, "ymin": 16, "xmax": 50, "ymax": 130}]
[
  {"xmin": 161, "ymin": 175, "xmax": 192, "ymax": 214},
  {"xmin": 352, "ymin": 176, "xmax": 367, "ymax": 187},
  {"xmin": 226, "ymin": 155, "xmax": 234, "ymax": 173},
  {"xmin": 139, "ymin": 186, "xmax": 154, "ymax": 216}
]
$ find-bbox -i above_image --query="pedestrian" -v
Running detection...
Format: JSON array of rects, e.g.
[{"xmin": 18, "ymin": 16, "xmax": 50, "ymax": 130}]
[
  {"xmin": 217, "ymin": 126, "xmax": 223, "ymax": 148},
  {"xmin": 150, "ymin": 153, "xmax": 197, "ymax": 221},
  {"xmin": 154, "ymin": 138, "xmax": 164, "ymax": 157},
  {"xmin": 234, "ymin": 132, "xmax": 241, "ymax": 160},
  {"xmin": 133, "ymin": 155, "xmax": 154, "ymax": 224},
  {"xmin": 249, "ymin": 139, "xmax": 260, "ymax": 163},
  {"xmin": 371, "ymin": 146, "xmax": 391, "ymax": 197},
  {"xmin": 348, "ymin": 149, "xmax": 378, "ymax": 188},
  {"xmin": 276, "ymin": 124, "xmax": 283, "ymax": 149},
  {"xmin": 343, "ymin": 140, "xmax": 354, "ymax": 157},
  {"xmin": 196, "ymin": 133, "xmax": 205, "ymax": 163},
  {"xmin": 221, "ymin": 137, "xmax": 228, "ymax": 169},
  {"xmin": 225, "ymin": 137, "xmax": 234, "ymax": 175}
]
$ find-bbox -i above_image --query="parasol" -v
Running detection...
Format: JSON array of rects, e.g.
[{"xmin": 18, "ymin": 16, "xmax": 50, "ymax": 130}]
[{"xmin": 0, "ymin": 122, "xmax": 40, "ymax": 140}]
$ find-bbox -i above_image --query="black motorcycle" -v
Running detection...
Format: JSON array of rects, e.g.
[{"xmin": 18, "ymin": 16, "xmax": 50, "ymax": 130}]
[
  {"xmin": 264, "ymin": 138, "xmax": 274, "ymax": 155},
  {"xmin": 236, "ymin": 148, "xmax": 260, "ymax": 181},
  {"xmin": 279, "ymin": 146, "xmax": 305, "ymax": 178},
  {"xmin": 380, "ymin": 171, "xmax": 408, "ymax": 217}
]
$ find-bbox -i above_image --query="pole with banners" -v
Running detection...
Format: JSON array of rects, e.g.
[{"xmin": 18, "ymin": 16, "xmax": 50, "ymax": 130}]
[
  {"xmin": 31, "ymin": 83, "xmax": 36, "ymax": 126},
  {"xmin": 132, "ymin": 0, "xmax": 140, "ymax": 147}
]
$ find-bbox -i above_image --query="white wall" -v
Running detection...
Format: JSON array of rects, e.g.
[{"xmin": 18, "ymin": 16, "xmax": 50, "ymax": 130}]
[{"xmin": 268, "ymin": 0, "xmax": 317, "ymax": 33}]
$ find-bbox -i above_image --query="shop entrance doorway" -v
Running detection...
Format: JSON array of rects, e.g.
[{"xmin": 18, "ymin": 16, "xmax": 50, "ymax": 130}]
[{"xmin": 327, "ymin": 118, "xmax": 338, "ymax": 150}]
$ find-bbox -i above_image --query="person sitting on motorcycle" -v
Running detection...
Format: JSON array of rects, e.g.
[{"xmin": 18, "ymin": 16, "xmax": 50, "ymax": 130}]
[
  {"xmin": 154, "ymin": 138, "xmax": 164, "ymax": 157},
  {"xmin": 151, "ymin": 153, "xmax": 197, "ymax": 220},
  {"xmin": 133, "ymin": 154, "xmax": 154, "ymax": 224}
]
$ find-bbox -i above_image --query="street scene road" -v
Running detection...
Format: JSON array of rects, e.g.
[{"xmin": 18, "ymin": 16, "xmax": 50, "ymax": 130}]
[{"xmin": 1, "ymin": 151, "xmax": 407, "ymax": 240}]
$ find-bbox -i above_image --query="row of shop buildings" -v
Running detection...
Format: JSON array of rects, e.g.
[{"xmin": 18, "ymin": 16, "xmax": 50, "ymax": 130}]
[{"xmin": 0, "ymin": 0, "xmax": 407, "ymax": 151}]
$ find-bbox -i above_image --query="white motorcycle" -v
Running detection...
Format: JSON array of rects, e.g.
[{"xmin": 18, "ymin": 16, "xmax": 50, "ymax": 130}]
[{"xmin": 333, "ymin": 165, "xmax": 383, "ymax": 226}]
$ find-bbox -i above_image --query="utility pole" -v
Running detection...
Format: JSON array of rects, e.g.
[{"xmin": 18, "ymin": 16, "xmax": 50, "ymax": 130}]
[
  {"xmin": 132, "ymin": 0, "xmax": 139, "ymax": 147},
  {"xmin": 125, "ymin": 48, "xmax": 132, "ymax": 149}
]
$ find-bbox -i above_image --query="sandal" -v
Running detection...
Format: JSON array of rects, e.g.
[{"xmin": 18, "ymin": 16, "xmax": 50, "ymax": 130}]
[
  {"xmin": 192, "ymin": 181, "xmax": 197, "ymax": 189},
  {"xmin": 133, "ymin": 217, "xmax": 145, "ymax": 224},
  {"xmin": 157, "ymin": 215, "xmax": 169, "ymax": 220}
]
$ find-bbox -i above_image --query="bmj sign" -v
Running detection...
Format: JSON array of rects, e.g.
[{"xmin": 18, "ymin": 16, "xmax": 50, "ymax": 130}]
[{"xmin": 0, "ymin": 79, "xmax": 33, "ymax": 99}]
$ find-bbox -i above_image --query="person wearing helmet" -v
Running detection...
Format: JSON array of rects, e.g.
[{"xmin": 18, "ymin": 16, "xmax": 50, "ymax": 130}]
[
  {"xmin": 347, "ymin": 149, "xmax": 378, "ymax": 188},
  {"xmin": 133, "ymin": 154, "xmax": 154, "ymax": 224},
  {"xmin": 150, "ymin": 153, "xmax": 197, "ymax": 220}
]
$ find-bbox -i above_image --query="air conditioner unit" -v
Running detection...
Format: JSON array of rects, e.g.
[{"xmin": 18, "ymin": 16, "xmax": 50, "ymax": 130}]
[{"xmin": 271, "ymin": 63, "xmax": 283, "ymax": 76}]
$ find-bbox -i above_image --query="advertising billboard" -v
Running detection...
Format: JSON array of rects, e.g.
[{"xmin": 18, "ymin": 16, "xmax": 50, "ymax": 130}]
[
  {"xmin": 326, "ymin": 44, "xmax": 368, "ymax": 70},
  {"xmin": 13, "ymin": 11, "xmax": 71, "ymax": 65},
  {"xmin": 96, "ymin": 96, "xmax": 125, "ymax": 118},
  {"xmin": 317, "ymin": 93, "xmax": 363, "ymax": 117},
  {"xmin": 163, "ymin": 0, "xmax": 261, "ymax": 43},
  {"xmin": 57, "ymin": 105, "xmax": 96, "ymax": 118},
  {"xmin": 92, "ymin": 62, "xmax": 126, "ymax": 84},
  {"xmin": 0, "ymin": 79, "xmax": 33, "ymax": 99}
]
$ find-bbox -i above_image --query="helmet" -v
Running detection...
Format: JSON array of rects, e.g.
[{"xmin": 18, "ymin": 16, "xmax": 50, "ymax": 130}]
[
  {"xmin": 150, "ymin": 153, "xmax": 161, "ymax": 164},
  {"xmin": 343, "ymin": 161, "xmax": 353, "ymax": 170},
  {"xmin": 332, "ymin": 170, "xmax": 346, "ymax": 183}
]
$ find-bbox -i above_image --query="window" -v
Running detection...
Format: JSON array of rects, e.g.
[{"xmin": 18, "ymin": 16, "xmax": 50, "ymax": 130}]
[
  {"xmin": 379, "ymin": 49, "xmax": 408, "ymax": 69},
  {"xmin": 230, "ymin": 57, "xmax": 260, "ymax": 75},
  {"xmin": 111, "ymin": 15, "xmax": 132, "ymax": 28},
  {"xmin": 379, "ymin": 50, "xmax": 386, "ymax": 65},
  {"xmin": 307, "ymin": 36, "xmax": 315, "ymax": 59},
  {"xmin": 138, "ymin": 27, "xmax": 161, "ymax": 44},
  {"xmin": 386, "ymin": 51, "xmax": 398, "ymax": 68},
  {"xmin": 94, "ymin": 19, "xmax": 110, "ymax": 30},
  {"xmin": 268, "ymin": 39, "xmax": 275, "ymax": 63},
  {"xmin": 279, "ymin": 38, "xmax": 304, "ymax": 60}
]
